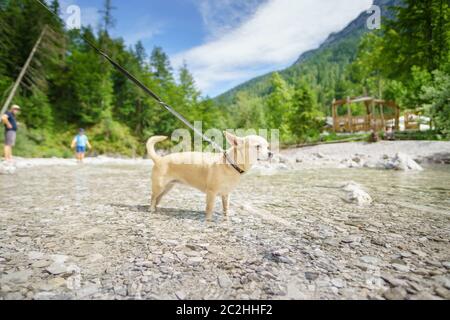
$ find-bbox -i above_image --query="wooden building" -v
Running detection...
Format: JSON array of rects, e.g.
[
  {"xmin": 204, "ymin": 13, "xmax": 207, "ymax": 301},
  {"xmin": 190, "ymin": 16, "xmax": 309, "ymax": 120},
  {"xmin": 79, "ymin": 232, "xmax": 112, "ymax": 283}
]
[{"xmin": 331, "ymin": 96, "xmax": 400, "ymax": 133}]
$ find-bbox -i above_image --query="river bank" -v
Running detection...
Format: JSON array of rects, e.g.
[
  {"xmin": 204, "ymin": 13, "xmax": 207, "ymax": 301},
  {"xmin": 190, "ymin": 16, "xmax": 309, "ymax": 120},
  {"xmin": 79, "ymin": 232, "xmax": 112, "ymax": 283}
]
[{"xmin": 1, "ymin": 141, "xmax": 450, "ymax": 173}]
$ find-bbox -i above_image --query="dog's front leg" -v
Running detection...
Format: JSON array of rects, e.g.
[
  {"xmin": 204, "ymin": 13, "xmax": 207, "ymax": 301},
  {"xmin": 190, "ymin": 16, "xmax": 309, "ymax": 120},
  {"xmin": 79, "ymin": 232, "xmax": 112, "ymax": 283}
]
[
  {"xmin": 206, "ymin": 192, "xmax": 217, "ymax": 221},
  {"xmin": 222, "ymin": 195, "xmax": 230, "ymax": 216}
]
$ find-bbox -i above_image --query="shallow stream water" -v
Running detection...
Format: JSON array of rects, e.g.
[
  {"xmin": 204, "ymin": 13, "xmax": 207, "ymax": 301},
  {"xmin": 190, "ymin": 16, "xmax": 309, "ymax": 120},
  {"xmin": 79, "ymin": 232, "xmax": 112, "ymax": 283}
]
[{"xmin": 1, "ymin": 164, "xmax": 449, "ymax": 300}]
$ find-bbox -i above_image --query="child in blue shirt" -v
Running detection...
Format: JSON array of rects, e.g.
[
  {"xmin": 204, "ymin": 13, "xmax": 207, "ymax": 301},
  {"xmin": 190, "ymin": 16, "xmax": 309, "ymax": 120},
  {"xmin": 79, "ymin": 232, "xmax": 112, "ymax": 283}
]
[{"xmin": 71, "ymin": 129, "xmax": 92, "ymax": 163}]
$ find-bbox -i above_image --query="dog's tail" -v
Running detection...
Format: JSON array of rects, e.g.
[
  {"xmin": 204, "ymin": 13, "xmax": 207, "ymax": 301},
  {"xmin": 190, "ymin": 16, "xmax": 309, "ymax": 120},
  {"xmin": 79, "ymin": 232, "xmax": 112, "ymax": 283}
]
[{"xmin": 146, "ymin": 136, "xmax": 167, "ymax": 164}]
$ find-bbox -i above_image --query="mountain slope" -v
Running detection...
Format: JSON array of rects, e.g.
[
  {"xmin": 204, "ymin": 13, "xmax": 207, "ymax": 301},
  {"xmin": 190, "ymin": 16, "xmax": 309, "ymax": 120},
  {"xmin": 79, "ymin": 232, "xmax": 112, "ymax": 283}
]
[{"xmin": 215, "ymin": 0, "xmax": 401, "ymax": 109}]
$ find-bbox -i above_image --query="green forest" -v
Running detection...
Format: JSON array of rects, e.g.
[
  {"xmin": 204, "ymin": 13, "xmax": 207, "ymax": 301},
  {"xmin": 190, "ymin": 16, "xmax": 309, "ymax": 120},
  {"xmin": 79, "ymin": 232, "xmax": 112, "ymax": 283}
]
[
  {"xmin": 0, "ymin": 0, "xmax": 449, "ymax": 158},
  {"xmin": 0, "ymin": 0, "xmax": 228, "ymax": 157}
]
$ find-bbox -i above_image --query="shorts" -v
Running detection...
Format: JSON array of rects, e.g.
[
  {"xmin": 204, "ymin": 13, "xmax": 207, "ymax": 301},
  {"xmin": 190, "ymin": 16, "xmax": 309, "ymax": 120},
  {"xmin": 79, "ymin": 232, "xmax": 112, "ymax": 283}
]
[
  {"xmin": 76, "ymin": 146, "xmax": 86, "ymax": 153},
  {"xmin": 4, "ymin": 130, "xmax": 16, "ymax": 146}
]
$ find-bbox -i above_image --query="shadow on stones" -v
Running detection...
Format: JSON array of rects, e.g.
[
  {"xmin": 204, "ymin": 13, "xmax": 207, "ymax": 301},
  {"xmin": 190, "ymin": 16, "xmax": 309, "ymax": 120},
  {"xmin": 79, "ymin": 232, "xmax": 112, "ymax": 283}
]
[
  {"xmin": 109, "ymin": 204, "xmax": 207, "ymax": 222},
  {"xmin": 157, "ymin": 208, "xmax": 207, "ymax": 222}
]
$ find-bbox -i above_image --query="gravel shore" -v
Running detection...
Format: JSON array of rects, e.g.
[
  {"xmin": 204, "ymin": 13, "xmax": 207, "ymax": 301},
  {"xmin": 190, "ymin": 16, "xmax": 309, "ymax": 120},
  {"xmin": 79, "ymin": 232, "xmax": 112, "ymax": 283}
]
[
  {"xmin": 1, "ymin": 141, "xmax": 449, "ymax": 300},
  {"xmin": 281, "ymin": 141, "xmax": 450, "ymax": 169}
]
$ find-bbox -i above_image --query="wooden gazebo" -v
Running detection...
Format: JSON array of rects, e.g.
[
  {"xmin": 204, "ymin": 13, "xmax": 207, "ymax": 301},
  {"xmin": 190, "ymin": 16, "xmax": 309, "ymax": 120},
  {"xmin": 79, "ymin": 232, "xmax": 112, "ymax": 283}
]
[{"xmin": 331, "ymin": 96, "xmax": 400, "ymax": 133}]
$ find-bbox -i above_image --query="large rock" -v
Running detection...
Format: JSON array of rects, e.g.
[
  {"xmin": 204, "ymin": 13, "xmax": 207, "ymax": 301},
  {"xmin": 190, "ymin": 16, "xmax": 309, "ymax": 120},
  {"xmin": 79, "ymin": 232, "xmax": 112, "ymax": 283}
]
[
  {"xmin": 0, "ymin": 163, "xmax": 16, "ymax": 175},
  {"xmin": 384, "ymin": 153, "xmax": 423, "ymax": 171},
  {"xmin": 422, "ymin": 152, "xmax": 450, "ymax": 165},
  {"xmin": 341, "ymin": 182, "xmax": 373, "ymax": 205}
]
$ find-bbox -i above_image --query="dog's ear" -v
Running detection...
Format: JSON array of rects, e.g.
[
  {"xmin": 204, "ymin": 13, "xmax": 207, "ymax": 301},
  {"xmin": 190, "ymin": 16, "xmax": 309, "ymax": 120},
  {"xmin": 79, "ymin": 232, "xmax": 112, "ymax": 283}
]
[{"xmin": 224, "ymin": 131, "xmax": 242, "ymax": 146}]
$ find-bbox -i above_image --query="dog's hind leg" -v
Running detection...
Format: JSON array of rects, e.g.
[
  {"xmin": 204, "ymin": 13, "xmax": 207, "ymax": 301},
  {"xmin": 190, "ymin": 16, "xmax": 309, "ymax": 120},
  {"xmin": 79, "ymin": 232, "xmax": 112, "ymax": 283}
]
[
  {"xmin": 205, "ymin": 192, "xmax": 217, "ymax": 221},
  {"xmin": 151, "ymin": 179, "xmax": 168, "ymax": 213},
  {"xmin": 156, "ymin": 183, "xmax": 175, "ymax": 207},
  {"xmin": 150, "ymin": 194, "xmax": 161, "ymax": 213},
  {"xmin": 222, "ymin": 194, "xmax": 230, "ymax": 216}
]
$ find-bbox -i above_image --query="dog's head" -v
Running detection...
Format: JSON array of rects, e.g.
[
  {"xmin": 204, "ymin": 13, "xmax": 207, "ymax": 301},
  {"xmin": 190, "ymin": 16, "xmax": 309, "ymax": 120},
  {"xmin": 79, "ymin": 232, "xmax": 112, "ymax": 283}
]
[{"xmin": 224, "ymin": 132, "xmax": 273, "ymax": 167}]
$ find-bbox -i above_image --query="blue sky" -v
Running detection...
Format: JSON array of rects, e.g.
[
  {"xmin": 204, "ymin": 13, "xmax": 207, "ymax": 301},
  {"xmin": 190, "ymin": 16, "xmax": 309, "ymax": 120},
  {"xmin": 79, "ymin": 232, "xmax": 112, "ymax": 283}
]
[{"xmin": 56, "ymin": 0, "xmax": 373, "ymax": 97}]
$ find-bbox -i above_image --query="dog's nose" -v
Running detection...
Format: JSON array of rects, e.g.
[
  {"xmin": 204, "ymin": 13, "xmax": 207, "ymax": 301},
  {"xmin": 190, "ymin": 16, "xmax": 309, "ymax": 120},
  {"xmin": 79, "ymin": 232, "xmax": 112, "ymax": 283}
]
[{"xmin": 268, "ymin": 152, "xmax": 274, "ymax": 159}]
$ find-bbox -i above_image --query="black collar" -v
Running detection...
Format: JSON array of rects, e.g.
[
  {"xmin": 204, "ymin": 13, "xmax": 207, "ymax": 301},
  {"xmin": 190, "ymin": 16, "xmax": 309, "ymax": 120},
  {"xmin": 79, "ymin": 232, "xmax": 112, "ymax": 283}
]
[{"xmin": 224, "ymin": 152, "xmax": 245, "ymax": 175}]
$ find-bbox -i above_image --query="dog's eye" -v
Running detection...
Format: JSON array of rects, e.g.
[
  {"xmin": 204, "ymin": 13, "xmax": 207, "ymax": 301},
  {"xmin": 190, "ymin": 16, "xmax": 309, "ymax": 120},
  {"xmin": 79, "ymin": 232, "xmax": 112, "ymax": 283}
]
[{"xmin": 256, "ymin": 145, "xmax": 261, "ymax": 149}]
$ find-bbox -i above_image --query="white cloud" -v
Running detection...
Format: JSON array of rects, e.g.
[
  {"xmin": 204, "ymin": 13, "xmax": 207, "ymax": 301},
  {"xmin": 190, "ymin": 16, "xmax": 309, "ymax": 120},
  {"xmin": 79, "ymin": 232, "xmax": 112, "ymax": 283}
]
[{"xmin": 173, "ymin": 0, "xmax": 373, "ymax": 96}]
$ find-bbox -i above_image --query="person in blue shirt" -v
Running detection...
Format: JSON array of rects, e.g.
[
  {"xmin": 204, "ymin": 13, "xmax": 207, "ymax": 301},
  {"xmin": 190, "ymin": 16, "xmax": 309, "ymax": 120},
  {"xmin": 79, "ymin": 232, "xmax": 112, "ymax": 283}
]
[
  {"xmin": 2, "ymin": 104, "xmax": 21, "ymax": 162},
  {"xmin": 71, "ymin": 129, "xmax": 92, "ymax": 163}
]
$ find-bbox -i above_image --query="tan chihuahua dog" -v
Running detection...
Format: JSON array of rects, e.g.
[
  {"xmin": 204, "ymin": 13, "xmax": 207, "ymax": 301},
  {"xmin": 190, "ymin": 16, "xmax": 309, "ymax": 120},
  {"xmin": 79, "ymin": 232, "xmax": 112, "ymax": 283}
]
[{"xmin": 147, "ymin": 132, "xmax": 273, "ymax": 220}]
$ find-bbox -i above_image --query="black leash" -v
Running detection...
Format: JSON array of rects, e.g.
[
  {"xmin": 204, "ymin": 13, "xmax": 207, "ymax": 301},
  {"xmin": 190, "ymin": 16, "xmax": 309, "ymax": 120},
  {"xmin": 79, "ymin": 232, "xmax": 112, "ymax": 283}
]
[{"xmin": 33, "ymin": 0, "xmax": 245, "ymax": 174}]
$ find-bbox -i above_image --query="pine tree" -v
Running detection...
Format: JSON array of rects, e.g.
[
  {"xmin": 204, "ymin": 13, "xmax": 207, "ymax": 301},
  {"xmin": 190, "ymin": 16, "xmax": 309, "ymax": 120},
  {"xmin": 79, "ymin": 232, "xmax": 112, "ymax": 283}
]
[
  {"xmin": 99, "ymin": 0, "xmax": 116, "ymax": 32},
  {"xmin": 350, "ymin": 32, "xmax": 385, "ymax": 97},
  {"xmin": 49, "ymin": 0, "xmax": 60, "ymax": 15},
  {"xmin": 134, "ymin": 41, "xmax": 147, "ymax": 67},
  {"xmin": 56, "ymin": 27, "xmax": 114, "ymax": 125},
  {"xmin": 150, "ymin": 47, "xmax": 173, "ymax": 83},
  {"xmin": 288, "ymin": 82, "xmax": 322, "ymax": 143},
  {"xmin": 265, "ymin": 73, "xmax": 292, "ymax": 137},
  {"xmin": 150, "ymin": 46, "xmax": 174, "ymax": 84},
  {"xmin": 231, "ymin": 92, "xmax": 266, "ymax": 129},
  {"xmin": 179, "ymin": 62, "xmax": 199, "ymax": 107}
]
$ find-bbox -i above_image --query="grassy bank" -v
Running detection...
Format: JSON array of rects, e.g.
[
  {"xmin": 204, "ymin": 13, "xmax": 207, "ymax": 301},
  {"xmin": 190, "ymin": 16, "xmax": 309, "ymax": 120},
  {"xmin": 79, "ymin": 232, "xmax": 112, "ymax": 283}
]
[{"xmin": 1, "ymin": 121, "xmax": 142, "ymax": 158}]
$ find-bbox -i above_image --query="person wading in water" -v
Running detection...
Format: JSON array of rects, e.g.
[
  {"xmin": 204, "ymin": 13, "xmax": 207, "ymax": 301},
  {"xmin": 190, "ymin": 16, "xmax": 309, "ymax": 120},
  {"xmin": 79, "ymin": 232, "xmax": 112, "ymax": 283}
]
[{"xmin": 71, "ymin": 129, "xmax": 92, "ymax": 163}]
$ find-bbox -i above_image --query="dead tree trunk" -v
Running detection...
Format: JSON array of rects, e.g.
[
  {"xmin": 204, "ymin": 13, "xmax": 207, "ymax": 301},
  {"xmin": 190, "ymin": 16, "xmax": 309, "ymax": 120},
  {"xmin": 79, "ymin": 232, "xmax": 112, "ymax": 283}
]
[{"xmin": 1, "ymin": 26, "xmax": 47, "ymax": 115}]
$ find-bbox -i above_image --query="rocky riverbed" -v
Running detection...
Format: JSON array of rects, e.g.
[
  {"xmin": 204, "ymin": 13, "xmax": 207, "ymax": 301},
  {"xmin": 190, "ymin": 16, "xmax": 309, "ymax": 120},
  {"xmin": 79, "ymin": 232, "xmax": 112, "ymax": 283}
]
[{"xmin": 1, "ymin": 142, "xmax": 450, "ymax": 300}]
